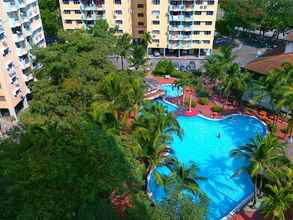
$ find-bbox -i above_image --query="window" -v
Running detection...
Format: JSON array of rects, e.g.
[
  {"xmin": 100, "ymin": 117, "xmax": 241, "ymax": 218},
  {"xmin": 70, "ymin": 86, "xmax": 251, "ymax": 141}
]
[
  {"xmin": 195, "ymin": 11, "xmax": 202, "ymax": 15},
  {"xmin": 152, "ymin": 30, "xmax": 160, "ymax": 34},
  {"xmin": 73, "ymin": 0, "xmax": 79, "ymax": 4},
  {"xmin": 65, "ymin": 20, "xmax": 72, "ymax": 24},
  {"xmin": 64, "ymin": 10, "xmax": 71, "ymax": 14},
  {"xmin": 74, "ymin": 10, "xmax": 81, "ymax": 14},
  {"xmin": 138, "ymin": 13, "xmax": 144, "ymax": 17},
  {"xmin": 153, "ymin": 39, "xmax": 160, "ymax": 43},
  {"xmin": 193, "ymin": 40, "xmax": 200, "ymax": 44},
  {"xmin": 152, "ymin": 0, "xmax": 160, "ymax": 4},
  {"xmin": 63, "ymin": 0, "xmax": 69, "ymax": 4},
  {"xmin": 115, "ymin": 20, "xmax": 123, "ymax": 24},
  {"xmin": 76, "ymin": 20, "xmax": 82, "ymax": 24},
  {"xmin": 137, "ymin": 4, "xmax": 144, "ymax": 8},
  {"xmin": 205, "ymin": 21, "xmax": 212, "ymax": 25},
  {"xmin": 194, "ymin": 21, "xmax": 201, "ymax": 25},
  {"xmin": 115, "ymin": 10, "xmax": 122, "ymax": 15},
  {"xmin": 151, "ymin": 10, "xmax": 160, "ymax": 16},
  {"xmin": 208, "ymin": 1, "xmax": 215, "ymax": 5},
  {"xmin": 138, "ymin": 22, "xmax": 144, "ymax": 26},
  {"xmin": 195, "ymin": 0, "xmax": 203, "ymax": 4},
  {"xmin": 203, "ymin": 40, "xmax": 210, "ymax": 44},
  {"xmin": 114, "ymin": 0, "xmax": 121, "ymax": 4},
  {"xmin": 204, "ymin": 31, "xmax": 211, "ymax": 35},
  {"xmin": 207, "ymin": 11, "xmax": 214, "ymax": 15},
  {"xmin": 194, "ymin": 31, "xmax": 200, "ymax": 35},
  {"xmin": 138, "ymin": 30, "xmax": 144, "ymax": 34},
  {"xmin": 152, "ymin": 20, "xmax": 160, "ymax": 25}
]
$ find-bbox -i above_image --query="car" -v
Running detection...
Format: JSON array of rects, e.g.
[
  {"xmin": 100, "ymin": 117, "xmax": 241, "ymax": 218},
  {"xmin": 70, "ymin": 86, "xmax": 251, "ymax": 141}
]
[{"xmin": 153, "ymin": 51, "xmax": 160, "ymax": 57}]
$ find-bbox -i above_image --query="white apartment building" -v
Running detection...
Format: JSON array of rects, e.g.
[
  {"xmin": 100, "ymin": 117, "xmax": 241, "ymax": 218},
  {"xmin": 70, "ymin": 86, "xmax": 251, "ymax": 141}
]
[{"xmin": 0, "ymin": 0, "xmax": 46, "ymax": 118}]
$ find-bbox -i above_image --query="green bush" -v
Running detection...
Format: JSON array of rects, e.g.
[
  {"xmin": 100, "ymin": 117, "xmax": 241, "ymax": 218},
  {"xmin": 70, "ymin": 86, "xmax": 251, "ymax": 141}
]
[
  {"xmin": 211, "ymin": 105, "xmax": 223, "ymax": 113},
  {"xmin": 170, "ymin": 71, "xmax": 193, "ymax": 79},
  {"xmin": 197, "ymin": 89, "xmax": 209, "ymax": 98},
  {"xmin": 153, "ymin": 60, "xmax": 175, "ymax": 76},
  {"xmin": 184, "ymin": 99, "xmax": 196, "ymax": 108},
  {"xmin": 199, "ymin": 97, "xmax": 209, "ymax": 105}
]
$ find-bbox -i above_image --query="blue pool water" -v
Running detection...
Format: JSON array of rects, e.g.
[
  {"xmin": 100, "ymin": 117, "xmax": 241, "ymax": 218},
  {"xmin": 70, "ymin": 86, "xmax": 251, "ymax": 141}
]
[
  {"xmin": 148, "ymin": 102, "xmax": 267, "ymax": 219},
  {"xmin": 155, "ymin": 98, "xmax": 178, "ymax": 112},
  {"xmin": 160, "ymin": 83, "xmax": 183, "ymax": 98}
]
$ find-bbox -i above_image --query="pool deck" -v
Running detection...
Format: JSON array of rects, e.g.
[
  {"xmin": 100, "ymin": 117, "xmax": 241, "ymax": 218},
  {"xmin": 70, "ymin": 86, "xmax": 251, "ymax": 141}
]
[{"xmin": 148, "ymin": 76, "xmax": 290, "ymax": 142}]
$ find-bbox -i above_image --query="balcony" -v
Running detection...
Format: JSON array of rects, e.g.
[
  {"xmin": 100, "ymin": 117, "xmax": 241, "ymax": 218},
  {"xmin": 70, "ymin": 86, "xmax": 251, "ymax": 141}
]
[
  {"xmin": 80, "ymin": 4, "xmax": 97, "ymax": 11},
  {"xmin": 4, "ymin": 1, "xmax": 18, "ymax": 12},
  {"xmin": 20, "ymin": 59, "xmax": 31, "ymax": 70},
  {"xmin": 23, "ymin": 27, "xmax": 32, "ymax": 36},
  {"xmin": 24, "ymin": 73, "xmax": 34, "ymax": 82},
  {"xmin": 16, "ymin": 47, "xmax": 28, "ymax": 56},
  {"xmin": 9, "ymin": 17, "xmax": 22, "ymax": 27},
  {"xmin": 13, "ymin": 32, "xmax": 25, "ymax": 42}
]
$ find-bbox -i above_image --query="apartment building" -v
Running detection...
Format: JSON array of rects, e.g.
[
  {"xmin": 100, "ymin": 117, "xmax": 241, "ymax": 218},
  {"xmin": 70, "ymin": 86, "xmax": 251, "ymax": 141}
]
[
  {"xmin": 60, "ymin": 0, "xmax": 218, "ymax": 57},
  {"xmin": 0, "ymin": 0, "xmax": 46, "ymax": 118}
]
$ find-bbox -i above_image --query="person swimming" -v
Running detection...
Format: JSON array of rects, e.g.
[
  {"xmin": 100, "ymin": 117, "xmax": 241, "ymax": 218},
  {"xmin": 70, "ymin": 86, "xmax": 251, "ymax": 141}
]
[{"xmin": 217, "ymin": 133, "xmax": 221, "ymax": 139}]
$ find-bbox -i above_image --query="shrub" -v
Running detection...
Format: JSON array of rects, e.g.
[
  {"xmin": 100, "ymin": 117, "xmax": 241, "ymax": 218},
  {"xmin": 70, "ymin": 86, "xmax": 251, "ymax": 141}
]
[
  {"xmin": 184, "ymin": 99, "xmax": 196, "ymax": 108},
  {"xmin": 211, "ymin": 105, "xmax": 223, "ymax": 113},
  {"xmin": 197, "ymin": 89, "xmax": 209, "ymax": 98},
  {"xmin": 199, "ymin": 97, "xmax": 209, "ymax": 105},
  {"xmin": 170, "ymin": 71, "xmax": 193, "ymax": 79},
  {"xmin": 153, "ymin": 60, "xmax": 175, "ymax": 76}
]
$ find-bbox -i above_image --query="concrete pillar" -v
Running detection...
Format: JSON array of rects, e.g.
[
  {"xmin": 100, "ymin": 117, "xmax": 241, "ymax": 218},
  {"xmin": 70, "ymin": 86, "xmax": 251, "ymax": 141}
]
[
  {"xmin": 8, "ymin": 107, "xmax": 17, "ymax": 121},
  {"xmin": 178, "ymin": 49, "xmax": 181, "ymax": 57},
  {"xmin": 163, "ymin": 48, "xmax": 166, "ymax": 56}
]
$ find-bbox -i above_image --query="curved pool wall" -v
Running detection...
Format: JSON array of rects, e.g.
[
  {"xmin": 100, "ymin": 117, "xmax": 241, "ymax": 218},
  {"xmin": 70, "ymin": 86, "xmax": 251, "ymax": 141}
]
[
  {"xmin": 160, "ymin": 83, "xmax": 183, "ymax": 98},
  {"xmin": 154, "ymin": 98, "xmax": 178, "ymax": 112},
  {"xmin": 148, "ymin": 100, "xmax": 267, "ymax": 220}
]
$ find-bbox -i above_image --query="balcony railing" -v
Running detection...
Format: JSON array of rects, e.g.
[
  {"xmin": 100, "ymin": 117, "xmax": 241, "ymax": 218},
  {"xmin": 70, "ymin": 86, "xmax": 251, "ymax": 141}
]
[{"xmin": 80, "ymin": 4, "xmax": 97, "ymax": 11}]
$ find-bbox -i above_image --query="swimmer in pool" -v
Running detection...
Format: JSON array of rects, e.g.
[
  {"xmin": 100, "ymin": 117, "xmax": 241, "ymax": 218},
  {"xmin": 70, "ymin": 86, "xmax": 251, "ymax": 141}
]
[{"xmin": 217, "ymin": 133, "xmax": 221, "ymax": 138}]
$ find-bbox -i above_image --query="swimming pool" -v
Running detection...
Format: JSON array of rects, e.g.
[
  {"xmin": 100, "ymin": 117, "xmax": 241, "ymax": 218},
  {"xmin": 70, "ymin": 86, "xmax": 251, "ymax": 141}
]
[
  {"xmin": 148, "ymin": 103, "xmax": 267, "ymax": 219},
  {"xmin": 160, "ymin": 83, "xmax": 183, "ymax": 98},
  {"xmin": 155, "ymin": 98, "xmax": 178, "ymax": 112}
]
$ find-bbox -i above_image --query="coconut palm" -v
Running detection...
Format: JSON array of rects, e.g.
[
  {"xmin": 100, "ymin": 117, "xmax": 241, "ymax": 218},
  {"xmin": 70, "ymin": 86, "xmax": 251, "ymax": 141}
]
[
  {"xmin": 116, "ymin": 33, "xmax": 132, "ymax": 70},
  {"xmin": 260, "ymin": 183, "xmax": 293, "ymax": 220},
  {"xmin": 166, "ymin": 159, "xmax": 206, "ymax": 197},
  {"xmin": 220, "ymin": 63, "xmax": 250, "ymax": 106},
  {"xmin": 130, "ymin": 44, "xmax": 146, "ymax": 70},
  {"xmin": 174, "ymin": 75, "xmax": 202, "ymax": 110},
  {"xmin": 230, "ymin": 133, "xmax": 287, "ymax": 205},
  {"xmin": 142, "ymin": 32, "xmax": 152, "ymax": 48},
  {"xmin": 204, "ymin": 46, "xmax": 235, "ymax": 83},
  {"xmin": 132, "ymin": 103, "xmax": 183, "ymax": 191}
]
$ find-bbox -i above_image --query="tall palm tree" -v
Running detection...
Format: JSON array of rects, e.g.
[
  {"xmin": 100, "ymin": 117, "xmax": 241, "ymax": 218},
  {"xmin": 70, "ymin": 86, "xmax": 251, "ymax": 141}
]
[
  {"xmin": 166, "ymin": 159, "xmax": 205, "ymax": 197},
  {"xmin": 230, "ymin": 133, "xmax": 287, "ymax": 205},
  {"xmin": 174, "ymin": 75, "xmax": 202, "ymax": 110},
  {"xmin": 260, "ymin": 183, "xmax": 293, "ymax": 220},
  {"xmin": 204, "ymin": 46, "xmax": 235, "ymax": 84},
  {"xmin": 130, "ymin": 44, "xmax": 146, "ymax": 70},
  {"xmin": 132, "ymin": 103, "xmax": 183, "ymax": 191},
  {"xmin": 220, "ymin": 63, "xmax": 250, "ymax": 106},
  {"xmin": 116, "ymin": 33, "xmax": 132, "ymax": 70},
  {"xmin": 142, "ymin": 32, "xmax": 152, "ymax": 48}
]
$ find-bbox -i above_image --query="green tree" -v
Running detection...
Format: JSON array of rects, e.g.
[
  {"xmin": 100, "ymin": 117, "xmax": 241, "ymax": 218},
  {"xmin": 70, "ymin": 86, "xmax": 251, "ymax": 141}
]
[
  {"xmin": 142, "ymin": 32, "xmax": 152, "ymax": 48},
  {"xmin": 39, "ymin": 0, "xmax": 61, "ymax": 38},
  {"xmin": 116, "ymin": 33, "xmax": 132, "ymax": 70},
  {"xmin": 230, "ymin": 133, "xmax": 287, "ymax": 205},
  {"xmin": 130, "ymin": 44, "xmax": 147, "ymax": 70},
  {"xmin": 260, "ymin": 183, "xmax": 293, "ymax": 220},
  {"xmin": 132, "ymin": 103, "xmax": 183, "ymax": 189},
  {"xmin": 153, "ymin": 60, "xmax": 175, "ymax": 76}
]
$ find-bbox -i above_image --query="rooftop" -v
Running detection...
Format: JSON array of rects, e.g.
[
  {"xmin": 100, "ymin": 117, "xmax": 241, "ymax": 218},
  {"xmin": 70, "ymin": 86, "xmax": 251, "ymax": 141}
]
[{"xmin": 244, "ymin": 53, "xmax": 293, "ymax": 75}]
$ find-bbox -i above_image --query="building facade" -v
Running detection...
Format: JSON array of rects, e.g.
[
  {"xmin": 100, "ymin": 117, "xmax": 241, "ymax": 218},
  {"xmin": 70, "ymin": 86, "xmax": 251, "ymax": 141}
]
[
  {"xmin": 59, "ymin": 0, "xmax": 218, "ymax": 57},
  {"xmin": 0, "ymin": 0, "xmax": 46, "ymax": 118}
]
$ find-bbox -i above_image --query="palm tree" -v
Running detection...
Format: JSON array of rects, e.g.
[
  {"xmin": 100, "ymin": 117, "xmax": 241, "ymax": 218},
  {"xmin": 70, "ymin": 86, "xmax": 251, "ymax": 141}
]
[
  {"xmin": 132, "ymin": 103, "xmax": 183, "ymax": 191},
  {"xmin": 220, "ymin": 63, "xmax": 250, "ymax": 107},
  {"xmin": 130, "ymin": 44, "xmax": 146, "ymax": 70},
  {"xmin": 116, "ymin": 33, "xmax": 132, "ymax": 70},
  {"xmin": 230, "ymin": 133, "xmax": 287, "ymax": 205},
  {"xmin": 166, "ymin": 159, "xmax": 206, "ymax": 197},
  {"xmin": 277, "ymin": 85, "xmax": 293, "ymax": 138},
  {"xmin": 260, "ymin": 183, "xmax": 293, "ymax": 220},
  {"xmin": 204, "ymin": 46, "xmax": 235, "ymax": 85},
  {"xmin": 174, "ymin": 75, "xmax": 202, "ymax": 110},
  {"xmin": 142, "ymin": 32, "xmax": 152, "ymax": 49}
]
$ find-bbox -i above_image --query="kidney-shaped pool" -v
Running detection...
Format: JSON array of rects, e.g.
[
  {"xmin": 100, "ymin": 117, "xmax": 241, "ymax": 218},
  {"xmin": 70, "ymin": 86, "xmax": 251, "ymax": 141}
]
[{"xmin": 148, "ymin": 112, "xmax": 267, "ymax": 220}]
